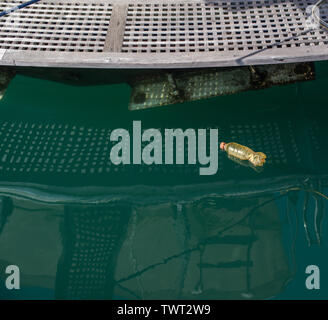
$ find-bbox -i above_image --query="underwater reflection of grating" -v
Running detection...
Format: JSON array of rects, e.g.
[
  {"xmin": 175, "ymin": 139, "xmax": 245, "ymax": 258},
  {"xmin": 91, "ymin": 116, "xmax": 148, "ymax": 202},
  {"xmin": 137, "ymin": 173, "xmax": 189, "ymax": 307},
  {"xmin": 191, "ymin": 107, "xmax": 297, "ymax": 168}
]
[
  {"xmin": 40, "ymin": 195, "xmax": 290, "ymax": 299},
  {"xmin": 0, "ymin": 183, "xmax": 323, "ymax": 299},
  {"xmin": 0, "ymin": 117, "xmax": 326, "ymax": 187},
  {"xmin": 50, "ymin": 191, "xmax": 310, "ymax": 300},
  {"xmin": 0, "ymin": 110, "xmax": 326, "ymax": 298},
  {"xmin": 55, "ymin": 203, "xmax": 131, "ymax": 299},
  {"xmin": 113, "ymin": 195, "xmax": 294, "ymax": 299}
]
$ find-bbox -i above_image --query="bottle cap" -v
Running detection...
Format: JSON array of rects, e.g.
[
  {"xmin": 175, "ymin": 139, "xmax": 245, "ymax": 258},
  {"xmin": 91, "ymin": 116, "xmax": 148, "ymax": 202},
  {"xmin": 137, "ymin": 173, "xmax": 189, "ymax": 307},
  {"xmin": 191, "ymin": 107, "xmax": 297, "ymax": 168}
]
[{"xmin": 220, "ymin": 142, "xmax": 226, "ymax": 150}]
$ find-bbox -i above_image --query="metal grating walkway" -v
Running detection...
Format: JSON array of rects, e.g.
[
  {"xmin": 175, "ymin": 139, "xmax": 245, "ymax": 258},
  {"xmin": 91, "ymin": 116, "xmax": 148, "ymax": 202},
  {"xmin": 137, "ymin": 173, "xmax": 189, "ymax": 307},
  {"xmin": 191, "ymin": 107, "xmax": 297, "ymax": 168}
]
[
  {"xmin": 0, "ymin": 0, "xmax": 328, "ymax": 68},
  {"xmin": 0, "ymin": 1, "xmax": 112, "ymax": 53}
]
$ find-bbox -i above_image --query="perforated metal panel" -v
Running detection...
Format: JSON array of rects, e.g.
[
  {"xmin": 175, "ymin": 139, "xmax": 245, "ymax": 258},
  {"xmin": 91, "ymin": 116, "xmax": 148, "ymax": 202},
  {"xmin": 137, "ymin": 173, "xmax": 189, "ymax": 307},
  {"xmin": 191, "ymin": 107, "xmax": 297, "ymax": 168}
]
[
  {"xmin": 0, "ymin": 0, "xmax": 328, "ymax": 68},
  {"xmin": 128, "ymin": 63, "xmax": 314, "ymax": 109},
  {"xmin": 122, "ymin": 0, "xmax": 328, "ymax": 53},
  {"xmin": 0, "ymin": 0, "xmax": 112, "ymax": 52}
]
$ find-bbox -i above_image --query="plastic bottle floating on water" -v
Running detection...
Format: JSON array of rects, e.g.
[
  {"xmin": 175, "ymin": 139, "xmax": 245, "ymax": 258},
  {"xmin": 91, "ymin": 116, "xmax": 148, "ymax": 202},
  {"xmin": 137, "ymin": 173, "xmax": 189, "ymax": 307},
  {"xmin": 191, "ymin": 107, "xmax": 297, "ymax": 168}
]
[{"xmin": 220, "ymin": 142, "xmax": 267, "ymax": 167}]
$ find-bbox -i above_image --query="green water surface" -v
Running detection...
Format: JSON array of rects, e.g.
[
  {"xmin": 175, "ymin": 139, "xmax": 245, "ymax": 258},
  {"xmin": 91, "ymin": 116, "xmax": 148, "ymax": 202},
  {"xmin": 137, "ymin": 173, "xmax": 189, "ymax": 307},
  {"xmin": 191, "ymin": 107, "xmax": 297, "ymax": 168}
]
[{"xmin": 0, "ymin": 62, "xmax": 327, "ymax": 300}]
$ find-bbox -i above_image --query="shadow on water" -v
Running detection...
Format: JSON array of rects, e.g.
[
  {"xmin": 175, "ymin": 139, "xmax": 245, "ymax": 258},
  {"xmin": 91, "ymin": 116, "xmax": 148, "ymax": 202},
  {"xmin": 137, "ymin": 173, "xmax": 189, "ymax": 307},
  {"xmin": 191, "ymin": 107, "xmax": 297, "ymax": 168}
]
[{"xmin": 0, "ymin": 61, "xmax": 328, "ymax": 299}]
